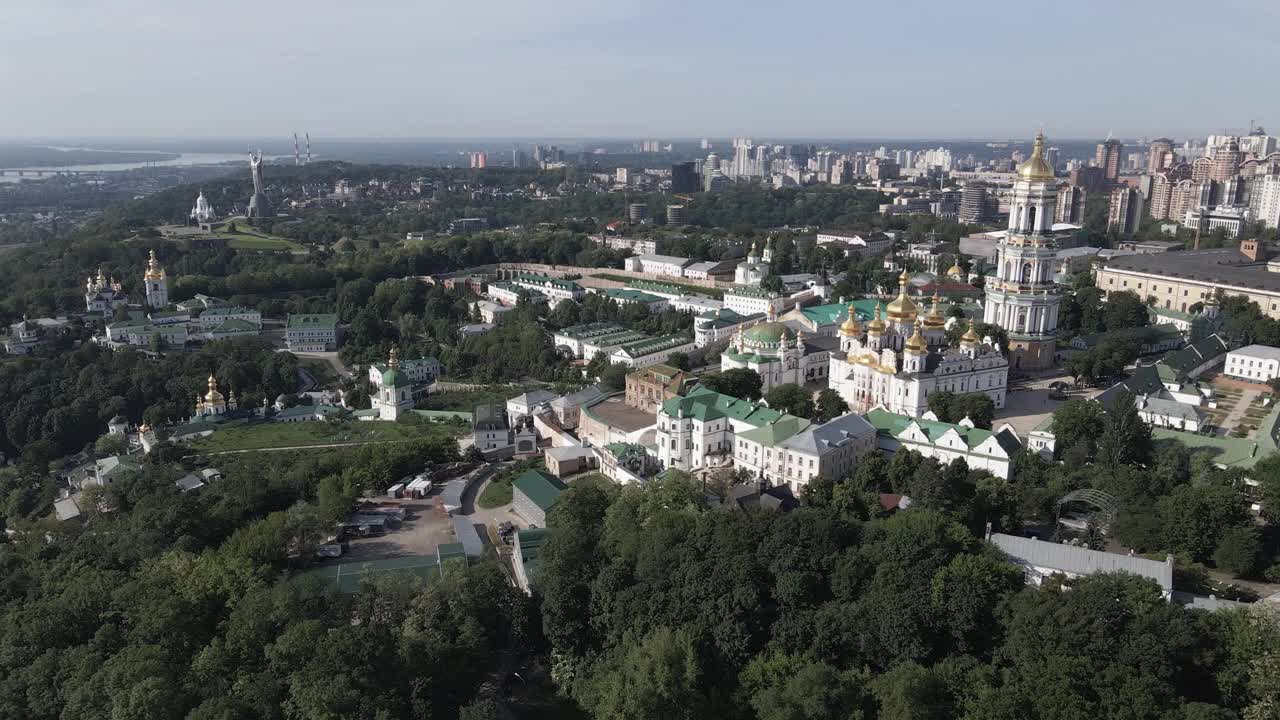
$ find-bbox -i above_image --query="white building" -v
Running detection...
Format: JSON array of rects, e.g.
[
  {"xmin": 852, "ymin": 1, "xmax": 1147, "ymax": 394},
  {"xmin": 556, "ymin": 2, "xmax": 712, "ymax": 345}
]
[
  {"xmin": 470, "ymin": 299, "xmax": 515, "ymax": 324},
  {"xmin": 198, "ymin": 306, "xmax": 262, "ymax": 331},
  {"xmin": 285, "ymin": 314, "xmax": 340, "ymax": 352},
  {"xmin": 5, "ymin": 316, "xmax": 69, "ymax": 355},
  {"xmin": 682, "ymin": 260, "xmax": 735, "ymax": 280},
  {"xmin": 1251, "ymin": 174, "xmax": 1280, "ymax": 229},
  {"xmin": 190, "ymin": 191, "xmax": 216, "ymax": 225},
  {"xmin": 865, "ymin": 407, "xmax": 1022, "ymax": 480},
  {"xmin": 733, "ymin": 412, "xmax": 877, "ymax": 496},
  {"xmin": 723, "ymin": 285, "xmax": 785, "ymax": 317},
  {"xmin": 84, "ymin": 269, "xmax": 128, "ymax": 319},
  {"xmin": 669, "ymin": 295, "xmax": 723, "ymax": 314},
  {"xmin": 551, "ymin": 322, "xmax": 650, "ymax": 361},
  {"xmin": 828, "ymin": 284, "xmax": 1008, "ymax": 418},
  {"xmin": 507, "ymin": 389, "xmax": 559, "ymax": 420},
  {"xmin": 694, "ymin": 308, "xmax": 765, "ymax": 347},
  {"xmin": 656, "ymin": 386, "xmax": 795, "ymax": 473},
  {"xmin": 608, "ymin": 334, "xmax": 696, "ymax": 369},
  {"xmin": 507, "ymin": 273, "xmax": 584, "ymax": 307},
  {"xmin": 623, "ymin": 254, "xmax": 692, "ymax": 277},
  {"xmin": 733, "ymin": 240, "xmax": 772, "ymax": 286},
  {"xmin": 1224, "ymin": 344, "xmax": 1280, "ymax": 383},
  {"xmin": 815, "ymin": 231, "xmax": 894, "ymax": 256},
  {"xmin": 719, "ymin": 305, "xmax": 841, "ymax": 393},
  {"xmin": 983, "ymin": 131, "xmax": 1063, "ymax": 370}
]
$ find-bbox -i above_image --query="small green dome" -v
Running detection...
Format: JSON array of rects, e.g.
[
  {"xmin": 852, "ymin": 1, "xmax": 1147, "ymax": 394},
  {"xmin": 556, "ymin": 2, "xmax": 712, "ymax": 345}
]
[
  {"xmin": 743, "ymin": 321, "xmax": 794, "ymax": 347},
  {"xmin": 382, "ymin": 367, "xmax": 410, "ymax": 387}
]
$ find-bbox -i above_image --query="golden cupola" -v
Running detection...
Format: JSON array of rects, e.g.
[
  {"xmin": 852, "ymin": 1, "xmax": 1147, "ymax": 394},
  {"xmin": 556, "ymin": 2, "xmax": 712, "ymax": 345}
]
[
  {"xmin": 866, "ymin": 302, "xmax": 887, "ymax": 335},
  {"xmin": 144, "ymin": 249, "xmax": 166, "ymax": 281},
  {"xmin": 905, "ymin": 319, "xmax": 928, "ymax": 354},
  {"xmin": 838, "ymin": 303, "xmax": 862, "ymax": 336},
  {"xmin": 203, "ymin": 374, "xmax": 225, "ymax": 404},
  {"xmin": 924, "ymin": 290, "xmax": 947, "ymax": 328},
  {"xmin": 885, "ymin": 270, "xmax": 918, "ymax": 322},
  {"xmin": 1016, "ymin": 130, "xmax": 1055, "ymax": 182},
  {"xmin": 960, "ymin": 318, "xmax": 980, "ymax": 345}
]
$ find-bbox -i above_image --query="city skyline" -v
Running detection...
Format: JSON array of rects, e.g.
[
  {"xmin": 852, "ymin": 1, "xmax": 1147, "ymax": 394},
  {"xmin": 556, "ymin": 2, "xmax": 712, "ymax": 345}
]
[{"xmin": 3, "ymin": 0, "xmax": 1278, "ymax": 139}]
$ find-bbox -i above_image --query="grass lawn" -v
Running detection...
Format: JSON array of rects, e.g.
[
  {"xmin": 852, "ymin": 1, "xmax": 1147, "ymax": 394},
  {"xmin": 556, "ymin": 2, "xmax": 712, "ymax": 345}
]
[
  {"xmin": 421, "ymin": 387, "xmax": 524, "ymax": 411},
  {"xmin": 477, "ymin": 458, "xmax": 545, "ymax": 509},
  {"xmin": 590, "ymin": 273, "xmax": 725, "ymax": 299},
  {"xmin": 187, "ymin": 418, "xmax": 459, "ymax": 453},
  {"xmin": 223, "ymin": 232, "xmax": 305, "ymax": 252}
]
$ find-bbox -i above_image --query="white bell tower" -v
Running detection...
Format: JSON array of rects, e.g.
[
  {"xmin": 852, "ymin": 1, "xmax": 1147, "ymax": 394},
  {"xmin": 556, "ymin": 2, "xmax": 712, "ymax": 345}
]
[{"xmin": 982, "ymin": 130, "xmax": 1062, "ymax": 370}]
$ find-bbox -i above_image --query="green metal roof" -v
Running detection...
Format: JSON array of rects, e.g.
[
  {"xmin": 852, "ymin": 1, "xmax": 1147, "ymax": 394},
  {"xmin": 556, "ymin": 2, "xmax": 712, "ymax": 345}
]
[
  {"xmin": 724, "ymin": 285, "xmax": 777, "ymax": 299},
  {"xmin": 605, "ymin": 288, "xmax": 664, "ymax": 304},
  {"xmin": 615, "ymin": 333, "xmax": 691, "ymax": 358},
  {"xmin": 800, "ymin": 298, "xmax": 879, "ymax": 326},
  {"xmin": 513, "ymin": 273, "xmax": 582, "ymax": 291},
  {"xmin": 660, "ymin": 385, "xmax": 783, "ymax": 427},
  {"xmin": 865, "ymin": 408, "xmax": 1016, "ymax": 454},
  {"xmin": 287, "ymin": 313, "xmax": 338, "ymax": 329},
  {"xmin": 513, "ymin": 469, "xmax": 567, "ymax": 512},
  {"xmin": 555, "ymin": 321, "xmax": 628, "ymax": 340},
  {"xmin": 737, "ymin": 415, "xmax": 812, "ymax": 446}
]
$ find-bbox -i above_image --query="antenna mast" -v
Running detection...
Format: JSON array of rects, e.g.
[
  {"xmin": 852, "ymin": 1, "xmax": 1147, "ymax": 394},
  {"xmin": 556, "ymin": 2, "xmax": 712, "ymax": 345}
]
[
  {"xmin": 293, "ymin": 133, "xmax": 300, "ymax": 166},
  {"xmin": 305, "ymin": 133, "xmax": 312, "ymax": 164}
]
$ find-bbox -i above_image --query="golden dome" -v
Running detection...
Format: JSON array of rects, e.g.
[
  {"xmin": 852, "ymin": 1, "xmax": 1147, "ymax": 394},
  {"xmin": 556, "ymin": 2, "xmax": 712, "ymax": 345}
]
[
  {"xmin": 924, "ymin": 290, "xmax": 947, "ymax": 328},
  {"xmin": 866, "ymin": 302, "xmax": 887, "ymax": 335},
  {"xmin": 905, "ymin": 320, "xmax": 928, "ymax": 353},
  {"xmin": 1016, "ymin": 130, "xmax": 1055, "ymax": 182},
  {"xmin": 144, "ymin": 249, "xmax": 166, "ymax": 281},
  {"xmin": 946, "ymin": 263, "xmax": 964, "ymax": 277},
  {"xmin": 856, "ymin": 351, "xmax": 878, "ymax": 367},
  {"xmin": 875, "ymin": 361, "xmax": 896, "ymax": 374},
  {"xmin": 885, "ymin": 270, "xmax": 918, "ymax": 321},
  {"xmin": 204, "ymin": 374, "xmax": 225, "ymax": 403},
  {"xmin": 960, "ymin": 318, "xmax": 980, "ymax": 344},
  {"xmin": 838, "ymin": 303, "xmax": 862, "ymax": 336}
]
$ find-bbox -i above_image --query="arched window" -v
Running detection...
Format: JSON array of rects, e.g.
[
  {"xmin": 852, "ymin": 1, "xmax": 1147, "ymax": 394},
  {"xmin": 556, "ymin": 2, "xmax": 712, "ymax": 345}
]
[
  {"xmin": 1021, "ymin": 263, "xmax": 1033, "ymax": 283},
  {"xmin": 1027, "ymin": 205, "xmax": 1037, "ymax": 232}
]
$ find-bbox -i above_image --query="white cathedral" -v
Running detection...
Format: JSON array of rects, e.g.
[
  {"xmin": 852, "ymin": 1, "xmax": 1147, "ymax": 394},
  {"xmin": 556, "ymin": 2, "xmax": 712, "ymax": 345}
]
[
  {"xmin": 828, "ymin": 272, "xmax": 1009, "ymax": 417},
  {"xmin": 734, "ymin": 239, "xmax": 772, "ymax": 286}
]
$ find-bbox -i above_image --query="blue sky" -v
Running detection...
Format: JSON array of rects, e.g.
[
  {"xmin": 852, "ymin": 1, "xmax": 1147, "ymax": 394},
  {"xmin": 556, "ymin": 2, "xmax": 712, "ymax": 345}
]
[{"xmin": 2, "ymin": 0, "xmax": 1277, "ymax": 139}]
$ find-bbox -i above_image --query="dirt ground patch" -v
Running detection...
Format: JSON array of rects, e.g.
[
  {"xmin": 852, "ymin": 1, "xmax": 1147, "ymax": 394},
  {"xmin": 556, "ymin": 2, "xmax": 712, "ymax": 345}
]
[{"xmin": 342, "ymin": 499, "xmax": 457, "ymax": 561}]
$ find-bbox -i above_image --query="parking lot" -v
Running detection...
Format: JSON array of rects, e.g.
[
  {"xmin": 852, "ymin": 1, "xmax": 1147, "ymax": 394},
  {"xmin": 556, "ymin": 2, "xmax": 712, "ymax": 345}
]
[{"xmin": 341, "ymin": 499, "xmax": 457, "ymax": 561}]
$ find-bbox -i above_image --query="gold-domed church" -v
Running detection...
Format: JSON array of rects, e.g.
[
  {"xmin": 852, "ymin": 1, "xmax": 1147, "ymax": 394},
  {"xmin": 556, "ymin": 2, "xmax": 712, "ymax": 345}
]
[
  {"xmin": 194, "ymin": 374, "xmax": 237, "ymax": 418},
  {"xmin": 720, "ymin": 304, "xmax": 840, "ymax": 392},
  {"xmin": 828, "ymin": 272, "xmax": 1009, "ymax": 417}
]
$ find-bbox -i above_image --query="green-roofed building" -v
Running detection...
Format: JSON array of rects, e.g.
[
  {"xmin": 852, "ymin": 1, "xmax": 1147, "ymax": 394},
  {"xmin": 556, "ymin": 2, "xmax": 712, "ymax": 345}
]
[
  {"xmin": 286, "ymin": 313, "xmax": 341, "ymax": 352},
  {"xmin": 513, "ymin": 528, "xmax": 549, "ymax": 594},
  {"xmin": 602, "ymin": 288, "xmax": 668, "ymax": 312},
  {"xmin": 608, "ymin": 333, "xmax": 696, "ymax": 368},
  {"xmin": 512, "ymin": 469, "xmax": 568, "ymax": 527},
  {"xmin": 509, "ymin": 273, "xmax": 585, "ymax": 306},
  {"xmin": 784, "ymin": 298, "xmax": 880, "ymax": 335},
  {"xmin": 865, "ymin": 407, "xmax": 1022, "ymax": 479},
  {"xmin": 723, "ymin": 284, "xmax": 784, "ymax": 318},
  {"xmin": 657, "ymin": 385, "xmax": 801, "ymax": 472}
]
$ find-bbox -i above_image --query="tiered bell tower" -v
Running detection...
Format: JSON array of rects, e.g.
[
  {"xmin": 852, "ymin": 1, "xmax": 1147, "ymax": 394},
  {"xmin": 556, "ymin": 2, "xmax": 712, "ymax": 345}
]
[
  {"xmin": 144, "ymin": 249, "xmax": 168, "ymax": 309},
  {"xmin": 982, "ymin": 130, "xmax": 1062, "ymax": 370}
]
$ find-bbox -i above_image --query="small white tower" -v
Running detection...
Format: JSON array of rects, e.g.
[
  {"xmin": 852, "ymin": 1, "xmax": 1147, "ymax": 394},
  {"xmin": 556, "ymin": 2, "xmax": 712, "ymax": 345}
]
[{"xmin": 143, "ymin": 250, "xmax": 168, "ymax": 309}]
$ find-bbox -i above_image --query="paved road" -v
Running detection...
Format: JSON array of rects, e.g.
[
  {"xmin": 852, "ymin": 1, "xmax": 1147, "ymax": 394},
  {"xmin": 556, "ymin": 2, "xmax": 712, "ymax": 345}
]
[{"xmin": 1219, "ymin": 389, "xmax": 1261, "ymax": 436}]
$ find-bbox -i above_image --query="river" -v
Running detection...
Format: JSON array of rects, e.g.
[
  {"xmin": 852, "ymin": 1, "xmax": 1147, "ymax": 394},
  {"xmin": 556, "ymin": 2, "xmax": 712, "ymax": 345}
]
[{"xmin": 0, "ymin": 147, "xmax": 278, "ymax": 183}]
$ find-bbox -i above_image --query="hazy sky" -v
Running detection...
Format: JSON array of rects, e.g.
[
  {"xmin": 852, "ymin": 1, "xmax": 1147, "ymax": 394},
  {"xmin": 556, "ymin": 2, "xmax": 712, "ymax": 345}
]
[{"xmin": 3, "ymin": 0, "xmax": 1278, "ymax": 140}]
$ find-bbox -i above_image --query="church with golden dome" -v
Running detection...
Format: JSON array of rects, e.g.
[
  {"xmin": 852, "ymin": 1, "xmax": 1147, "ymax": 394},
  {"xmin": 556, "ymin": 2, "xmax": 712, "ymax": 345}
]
[
  {"xmin": 720, "ymin": 303, "xmax": 840, "ymax": 393},
  {"xmin": 193, "ymin": 374, "xmax": 237, "ymax": 418},
  {"xmin": 828, "ymin": 272, "xmax": 1009, "ymax": 417}
]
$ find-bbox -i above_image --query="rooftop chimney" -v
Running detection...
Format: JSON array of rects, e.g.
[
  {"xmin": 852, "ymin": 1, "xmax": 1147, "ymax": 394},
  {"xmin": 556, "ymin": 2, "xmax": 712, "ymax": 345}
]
[{"xmin": 1241, "ymin": 238, "xmax": 1263, "ymax": 262}]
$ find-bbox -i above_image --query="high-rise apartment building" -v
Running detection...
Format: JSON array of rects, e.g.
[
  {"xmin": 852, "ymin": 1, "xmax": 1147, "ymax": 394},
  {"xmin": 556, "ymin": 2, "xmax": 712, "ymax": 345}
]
[
  {"xmin": 1055, "ymin": 184, "xmax": 1086, "ymax": 224},
  {"xmin": 469, "ymin": 151, "xmax": 487, "ymax": 169},
  {"xmin": 1070, "ymin": 166, "xmax": 1106, "ymax": 194},
  {"xmin": 1251, "ymin": 174, "xmax": 1280, "ymax": 229},
  {"xmin": 1148, "ymin": 138, "xmax": 1174, "ymax": 175},
  {"xmin": 1096, "ymin": 139, "xmax": 1123, "ymax": 183},
  {"xmin": 1107, "ymin": 187, "xmax": 1145, "ymax": 237},
  {"xmin": 959, "ymin": 181, "xmax": 996, "ymax": 224},
  {"xmin": 1209, "ymin": 140, "xmax": 1242, "ymax": 182},
  {"xmin": 670, "ymin": 162, "xmax": 699, "ymax": 193}
]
